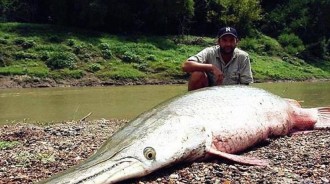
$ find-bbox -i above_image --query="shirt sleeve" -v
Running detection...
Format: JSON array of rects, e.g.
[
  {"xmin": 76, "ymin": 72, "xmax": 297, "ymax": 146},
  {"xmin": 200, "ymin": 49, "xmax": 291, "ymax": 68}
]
[
  {"xmin": 187, "ymin": 47, "xmax": 210, "ymax": 63},
  {"xmin": 239, "ymin": 55, "xmax": 254, "ymax": 84}
]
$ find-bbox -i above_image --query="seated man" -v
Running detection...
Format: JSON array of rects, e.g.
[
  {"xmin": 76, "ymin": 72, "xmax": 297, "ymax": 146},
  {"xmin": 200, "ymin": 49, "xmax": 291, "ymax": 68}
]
[{"xmin": 182, "ymin": 27, "xmax": 253, "ymax": 91}]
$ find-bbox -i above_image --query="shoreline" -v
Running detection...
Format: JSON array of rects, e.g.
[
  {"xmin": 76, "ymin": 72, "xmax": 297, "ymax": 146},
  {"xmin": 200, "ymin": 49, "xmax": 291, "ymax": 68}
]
[
  {"xmin": 1, "ymin": 75, "xmax": 329, "ymax": 89},
  {"xmin": 0, "ymin": 75, "xmax": 187, "ymax": 89}
]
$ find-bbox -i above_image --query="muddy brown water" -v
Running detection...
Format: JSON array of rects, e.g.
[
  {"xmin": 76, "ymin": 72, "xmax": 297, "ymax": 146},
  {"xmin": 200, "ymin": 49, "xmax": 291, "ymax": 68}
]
[{"xmin": 0, "ymin": 82, "xmax": 329, "ymax": 125}]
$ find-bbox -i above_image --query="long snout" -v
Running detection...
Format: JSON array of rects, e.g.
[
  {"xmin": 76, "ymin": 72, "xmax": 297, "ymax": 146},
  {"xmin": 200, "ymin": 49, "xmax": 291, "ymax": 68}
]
[{"xmin": 39, "ymin": 157, "xmax": 147, "ymax": 184}]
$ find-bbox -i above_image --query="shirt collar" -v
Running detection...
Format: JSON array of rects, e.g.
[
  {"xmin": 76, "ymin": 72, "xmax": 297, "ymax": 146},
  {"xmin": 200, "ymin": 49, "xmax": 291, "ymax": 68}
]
[{"xmin": 216, "ymin": 46, "xmax": 238, "ymax": 59}]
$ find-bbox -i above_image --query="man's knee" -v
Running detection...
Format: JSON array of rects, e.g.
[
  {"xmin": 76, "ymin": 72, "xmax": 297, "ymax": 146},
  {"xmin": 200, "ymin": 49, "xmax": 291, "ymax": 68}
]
[
  {"xmin": 188, "ymin": 72, "xmax": 208, "ymax": 91},
  {"xmin": 190, "ymin": 72, "xmax": 207, "ymax": 81}
]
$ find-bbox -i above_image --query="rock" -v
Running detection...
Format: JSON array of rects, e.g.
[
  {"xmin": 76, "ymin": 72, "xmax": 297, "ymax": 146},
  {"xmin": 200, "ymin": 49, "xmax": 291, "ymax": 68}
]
[{"xmin": 169, "ymin": 174, "xmax": 179, "ymax": 180}]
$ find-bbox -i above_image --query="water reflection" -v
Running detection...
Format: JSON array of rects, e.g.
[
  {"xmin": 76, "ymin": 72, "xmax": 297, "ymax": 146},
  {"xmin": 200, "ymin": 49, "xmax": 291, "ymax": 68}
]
[
  {"xmin": 0, "ymin": 85, "xmax": 187, "ymax": 124},
  {"xmin": 0, "ymin": 82, "xmax": 329, "ymax": 125}
]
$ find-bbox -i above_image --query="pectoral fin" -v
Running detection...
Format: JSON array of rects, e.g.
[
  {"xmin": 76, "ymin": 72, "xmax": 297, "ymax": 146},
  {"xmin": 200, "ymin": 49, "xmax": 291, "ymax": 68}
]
[{"xmin": 207, "ymin": 147, "xmax": 269, "ymax": 166}]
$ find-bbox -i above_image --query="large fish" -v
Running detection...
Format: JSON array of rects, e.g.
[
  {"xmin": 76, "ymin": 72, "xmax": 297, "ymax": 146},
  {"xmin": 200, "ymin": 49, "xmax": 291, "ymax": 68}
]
[{"xmin": 38, "ymin": 86, "xmax": 330, "ymax": 184}]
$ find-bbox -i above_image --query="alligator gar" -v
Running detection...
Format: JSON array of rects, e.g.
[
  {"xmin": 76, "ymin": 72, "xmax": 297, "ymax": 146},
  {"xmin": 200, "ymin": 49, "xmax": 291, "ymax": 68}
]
[{"xmin": 38, "ymin": 85, "xmax": 330, "ymax": 184}]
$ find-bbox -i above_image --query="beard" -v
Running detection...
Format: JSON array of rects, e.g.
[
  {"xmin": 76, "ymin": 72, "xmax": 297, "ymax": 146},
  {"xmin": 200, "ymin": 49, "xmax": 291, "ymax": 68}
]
[{"xmin": 220, "ymin": 46, "xmax": 235, "ymax": 55}]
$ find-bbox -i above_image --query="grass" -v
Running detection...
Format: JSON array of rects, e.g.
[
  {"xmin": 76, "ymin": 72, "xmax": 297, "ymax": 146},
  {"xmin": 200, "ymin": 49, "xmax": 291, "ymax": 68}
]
[
  {"xmin": 0, "ymin": 140, "xmax": 19, "ymax": 150},
  {"xmin": 0, "ymin": 22, "xmax": 329, "ymax": 82},
  {"xmin": 250, "ymin": 53, "xmax": 329, "ymax": 81}
]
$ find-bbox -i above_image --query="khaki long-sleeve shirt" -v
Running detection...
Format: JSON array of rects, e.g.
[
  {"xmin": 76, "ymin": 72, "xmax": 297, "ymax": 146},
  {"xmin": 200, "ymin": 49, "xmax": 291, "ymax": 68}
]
[{"xmin": 188, "ymin": 46, "xmax": 253, "ymax": 85}]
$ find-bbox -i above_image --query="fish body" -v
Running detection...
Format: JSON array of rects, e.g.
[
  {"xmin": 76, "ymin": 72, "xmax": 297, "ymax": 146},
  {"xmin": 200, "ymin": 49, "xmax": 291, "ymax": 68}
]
[{"xmin": 38, "ymin": 86, "xmax": 330, "ymax": 184}]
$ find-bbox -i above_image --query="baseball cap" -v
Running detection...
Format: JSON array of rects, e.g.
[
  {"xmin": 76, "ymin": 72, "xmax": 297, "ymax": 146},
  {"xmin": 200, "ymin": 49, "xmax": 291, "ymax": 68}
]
[{"xmin": 217, "ymin": 27, "xmax": 238, "ymax": 38}]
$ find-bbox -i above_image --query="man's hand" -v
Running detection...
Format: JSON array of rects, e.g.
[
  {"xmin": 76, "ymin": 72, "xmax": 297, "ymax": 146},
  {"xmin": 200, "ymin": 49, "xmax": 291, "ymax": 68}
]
[
  {"xmin": 211, "ymin": 65, "xmax": 223, "ymax": 85},
  {"xmin": 182, "ymin": 60, "xmax": 223, "ymax": 85}
]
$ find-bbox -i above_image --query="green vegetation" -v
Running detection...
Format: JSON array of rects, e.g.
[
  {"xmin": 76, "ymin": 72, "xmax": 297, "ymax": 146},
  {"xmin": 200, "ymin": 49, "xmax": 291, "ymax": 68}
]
[
  {"xmin": 0, "ymin": 23, "xmax": 329, "ymax": 83},
  {"xmin": 0, "ymin": 140, "xmax": 19, "ymax": 150}
]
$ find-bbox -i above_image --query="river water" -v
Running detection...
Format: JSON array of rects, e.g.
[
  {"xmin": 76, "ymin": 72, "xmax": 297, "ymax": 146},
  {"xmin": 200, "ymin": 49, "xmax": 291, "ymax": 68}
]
[{"xmin": 0, "ymin": 81, "xmax": 329, "ymax": 125}]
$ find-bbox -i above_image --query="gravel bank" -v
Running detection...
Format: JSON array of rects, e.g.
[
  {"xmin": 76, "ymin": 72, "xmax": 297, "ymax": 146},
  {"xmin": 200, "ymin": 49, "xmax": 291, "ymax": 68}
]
[
  {"xmin": 0, "ymin": 120, "xmax": 329, "ymax": 184},
  {"xmin": 0, "ymin": 75, "xmax": 187, "ymax": 89}
]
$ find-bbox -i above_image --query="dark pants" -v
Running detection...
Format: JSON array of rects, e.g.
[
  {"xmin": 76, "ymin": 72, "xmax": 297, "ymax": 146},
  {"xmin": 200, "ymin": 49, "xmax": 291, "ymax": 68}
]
[{"xmin": 206, "ymin": 72, "xmax": 217, "ymax": 87}]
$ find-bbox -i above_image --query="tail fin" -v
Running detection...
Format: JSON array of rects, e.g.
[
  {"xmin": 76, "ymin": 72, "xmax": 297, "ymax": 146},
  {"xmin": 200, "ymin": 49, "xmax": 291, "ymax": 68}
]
[{"xmin": 315, "ymin": 107, "xmax": 330, "ymax": 129}]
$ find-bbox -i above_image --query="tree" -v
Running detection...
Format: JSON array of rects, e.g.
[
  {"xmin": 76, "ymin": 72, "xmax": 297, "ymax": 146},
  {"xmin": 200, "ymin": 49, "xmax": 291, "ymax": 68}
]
[
  {"xmin": 48, "ymin": 0, "xmax": 71, "ymax": 25},
  {"xmin": 260, "ymin": 0, "xmax": 330, "ymax": 58},
  {"xmin": 100, "ymin": 0, "xmax": 194, "ymax": 35},
  {"xmin": 191, "ymin": 0, "xmax": 262, "ymax": 37},
  {"xmin": 218, "ymin": 0, "xmax": 262, "ymax": 37},
  {"xmin": 192, "ymin": 0, "xmax": 209, "ymax": 35},
  {"xmin": 0, "ymin": 0, "xmax": 40, "ymax": 22},
  {"xmin": 167, "ymin": 0, "xmax": 195, "ymax": 35}
]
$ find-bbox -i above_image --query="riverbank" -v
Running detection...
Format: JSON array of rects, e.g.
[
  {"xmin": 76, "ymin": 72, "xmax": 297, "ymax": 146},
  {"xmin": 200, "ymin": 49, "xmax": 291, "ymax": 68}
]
[
  {"xmin": 1, "ymin": 75, "xmax": 330, "ymax": 89},
  {"xmin": 0, "ymin": 120, "xmax": 329, "ymax": 184},
  {"xmin": 0, "ymin": 75, "xmax": 187, "ymax": 89},
  {"xmin": 1, "ymin": 23, "xmax": 330, "ymax": 90}
]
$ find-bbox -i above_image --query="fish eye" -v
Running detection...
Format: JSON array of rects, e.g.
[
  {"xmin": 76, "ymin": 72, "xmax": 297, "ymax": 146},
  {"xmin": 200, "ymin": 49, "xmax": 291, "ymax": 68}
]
[{"xmin": 143, "ymin": 147, "xmax": 156, "ymax": 160}]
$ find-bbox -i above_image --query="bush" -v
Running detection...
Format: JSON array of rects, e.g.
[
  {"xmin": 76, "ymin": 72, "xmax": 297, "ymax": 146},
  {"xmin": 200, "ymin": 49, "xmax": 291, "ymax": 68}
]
[
  {"xmin": 72, "ymin": 44, "xmax": 93, "ymax": 58},
  {"xmin": 146, "ymin": 55, "xmax": 157, "ymax": 61},
  {"xmin": 239, "ymin": 36, "xmax": 283, "ymax": 55},
  {"xmin": 45, "ymin": 52, "xmax": 76, "ymax": 69},
  {"xmin": 239, "ymin": 38, "xmax": 260, "ymax": 52},
  {"xmin": 88, "ymin": 63, "xmax": 103, "ymax": 72},
  {"xmin": 13, "ymin": 38, "xmax": 26, "ymax": 45},
  {"xmin": 40, "ymin": 51, "xmax": 50, "ymax": 61},
  {"xmin": 132, "ymin": 63, "xmax": 149, "ymax": 72},
  {"xmin": 21, "ymin": 40, "xmax": 36, "ymax": 49},
  {"xmin": 261, "ymin": 37, "xmax": 282, "ymax": 55},
  {"xmin": 102, "ymin": 49, "xmax": 113, "ymax": 59},
  {"xmin": 72, "ymin": 45, "xmax": 83, "ymax": 54},
  {"xmin": 122, "ymin": 51, "xmax": 143, "ymax": 63},
  {"xmin": 48, "ymin": 36, "xmax": 63, "ymax": 43},
  {"xmin": 66, "ymin": 39, "xmax": 77, "ymax": 47},
  {"xmin": 14, "ymin": 51, "xmax": 37, "ymax": 60},
  {"xmin": 98, "ymin": 43, "xmax": 113, "ymax": 59},
  {"xmin": 0, "ymin": 51, "xmax": 10, "ymax": 66},
  {"xmin": 111, "ymin": 45, "xmax": 130, "ymax": 55},
  {"xmin": 99, "ymin": 43, "xmax": 111, "ymax": 50},
  {"xmin": 278, "ymin": 33, "xmax": 305, "ymax": 55},
  {"xmin": 0, "ymin": 54, "xmax": 5, "ymax": 66},
  {"xmin": 0, "ymin": 38, "xmax": 8, "ymax": 44},
  {"xmin": 13, "ymin": 38, "xmax": 36, "ymax": 49}
]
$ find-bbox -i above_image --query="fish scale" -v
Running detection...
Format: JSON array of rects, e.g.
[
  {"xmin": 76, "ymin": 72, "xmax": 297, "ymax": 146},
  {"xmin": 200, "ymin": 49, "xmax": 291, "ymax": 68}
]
[{"xmin": 38, "ymin": 85, "xmax": 330, "ymax": 184}]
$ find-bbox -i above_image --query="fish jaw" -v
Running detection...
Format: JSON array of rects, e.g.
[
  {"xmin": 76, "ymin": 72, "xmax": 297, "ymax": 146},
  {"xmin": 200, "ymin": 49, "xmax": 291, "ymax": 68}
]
[
  {"xmin": 40, "ymin": 157, "xmax": 150, "ymax": 184},
  {"xmin": 85, "ymin": 157, "xmax": 148, "ymax": 184}
]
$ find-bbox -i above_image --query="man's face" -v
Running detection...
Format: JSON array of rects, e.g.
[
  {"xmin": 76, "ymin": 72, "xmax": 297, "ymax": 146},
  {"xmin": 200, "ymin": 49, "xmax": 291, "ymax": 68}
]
[{"xmin": 218, "ymin": 35, "xmax": 237, "ymax": 55}]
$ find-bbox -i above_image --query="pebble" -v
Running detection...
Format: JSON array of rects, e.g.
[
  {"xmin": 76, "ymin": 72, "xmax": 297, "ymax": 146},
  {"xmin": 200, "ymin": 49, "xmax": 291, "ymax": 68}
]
[
  {"xmin": 169, "ymin": 174, "xmax": 179, "ymax": 180},
  {"xmin": 321, "ymin": 177, "xmax": 330, "ymax": 183}
]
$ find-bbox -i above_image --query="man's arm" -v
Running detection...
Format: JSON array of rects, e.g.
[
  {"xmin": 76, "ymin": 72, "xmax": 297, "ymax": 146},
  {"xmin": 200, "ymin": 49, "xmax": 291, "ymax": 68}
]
[
  {"xmin": 182, "ymin": 60, "xmax": 224, "ymax": 85},
  {"xmin": 182, "ymin": 60, "xmax": 213, "ymax": 73}
]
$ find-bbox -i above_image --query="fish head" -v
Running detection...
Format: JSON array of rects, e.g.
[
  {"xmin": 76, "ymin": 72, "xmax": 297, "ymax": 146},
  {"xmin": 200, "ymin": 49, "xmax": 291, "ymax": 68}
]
[
  {"xmin": 39, "ymin": 116, "xmax": 209, "ymax": 184},
  {"xmin": 102, "ymin": 116, "xmax": 209, "ymax": 183}
]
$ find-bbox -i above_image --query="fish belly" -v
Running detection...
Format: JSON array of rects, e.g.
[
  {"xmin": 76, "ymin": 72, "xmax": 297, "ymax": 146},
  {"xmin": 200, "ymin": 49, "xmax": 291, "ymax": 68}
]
[{"xmin": 182, "ymin": 86, "xmax": 295, "ymax": 154}]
